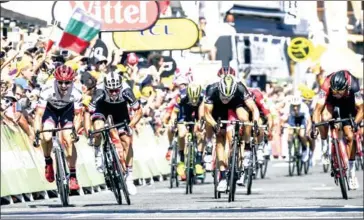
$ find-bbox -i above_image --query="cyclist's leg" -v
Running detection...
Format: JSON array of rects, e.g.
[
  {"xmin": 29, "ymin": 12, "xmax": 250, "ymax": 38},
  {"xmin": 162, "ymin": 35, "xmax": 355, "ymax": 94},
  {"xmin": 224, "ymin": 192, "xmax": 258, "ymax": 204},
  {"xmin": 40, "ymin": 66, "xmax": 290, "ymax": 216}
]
[
  {"xmin": 60, "ymin": 105, "xmax": 80, "ymax": 190},
  {"xmin": 318, "ymin": 104, "xmax": 333, "ymax": 149},
  {"xmin": 236, "ymin": 107, "xmax": 251, "ymax": 168},
  {"xmin": 342, "ymin": 109, "xmax": 359, "ymax": 189},
  {"xmin": 177, "ymin": 122, "xmax": 188, "ymax": 179},
  {"xmin": 41, "ymin": 108, "xmax": 57, "ymax": 183},
  {"xmin": 216, "ymin": 129, "xmax": 228, "ymax": 191},
  {"xmin": 195, "ymin": 123, "xmax": 205, "ymax": 176},
  {"xmin": 90, "ymin": 113, "xmax": 106, "ymax": 172},
  {"xmin": 119, "ymin": 129, "xmax": 137, "ymax": 195}
]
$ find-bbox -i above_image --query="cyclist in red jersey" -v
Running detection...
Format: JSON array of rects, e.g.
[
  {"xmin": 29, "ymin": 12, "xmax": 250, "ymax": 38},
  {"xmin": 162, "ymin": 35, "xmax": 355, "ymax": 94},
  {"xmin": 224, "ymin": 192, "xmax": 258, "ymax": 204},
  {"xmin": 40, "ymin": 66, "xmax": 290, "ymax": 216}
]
[{"xmin": 312, "ymin": 70, "xmax": 363, "ymax": 190}]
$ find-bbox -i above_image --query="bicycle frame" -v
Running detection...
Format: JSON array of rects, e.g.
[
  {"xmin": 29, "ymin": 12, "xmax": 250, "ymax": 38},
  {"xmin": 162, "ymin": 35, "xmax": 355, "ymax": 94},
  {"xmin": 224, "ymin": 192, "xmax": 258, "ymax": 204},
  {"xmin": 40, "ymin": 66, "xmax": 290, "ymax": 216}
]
[
  {"xmin": 314, "ymin": 117, "xmax": 351, "ymax": 200},
  {"xmin": 184, "ymin": 121, "xmax": 198, "ymax": 195},
  {"xmin": 89, "ymin": 119, "xmax": 131, "ymax": 205},
  {"xmin": 35, "ymin": 126, "xmax": 77, "ymax": 207}
]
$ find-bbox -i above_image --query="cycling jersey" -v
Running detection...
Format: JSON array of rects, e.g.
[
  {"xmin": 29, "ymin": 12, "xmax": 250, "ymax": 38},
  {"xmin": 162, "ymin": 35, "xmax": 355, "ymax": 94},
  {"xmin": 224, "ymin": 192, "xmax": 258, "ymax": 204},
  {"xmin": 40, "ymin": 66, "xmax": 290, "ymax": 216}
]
[
  {"xmin": 319, "ymin": 72, "xmax": 362, "ymax": 120},
  {"xmin": 205, "ymin": 82, "xmax": 251, "ymax": 124},
  {"xmin": 37, "ymin": 79, "xmax": 83, "ymax": 112},
  {"xmin": 174, "ymin": 92, "xmax": 204, "ymax": 123},
  {"xmin": 282, "ymin": 102, "xmax": 311, "ymax": 127},
  {"xmin": 248, "ymin": 88, "xmax": 270, "ymax": 116},
  {"xmin": 88, "ymin": 82, "xmax": 140, "ymax": 126}
]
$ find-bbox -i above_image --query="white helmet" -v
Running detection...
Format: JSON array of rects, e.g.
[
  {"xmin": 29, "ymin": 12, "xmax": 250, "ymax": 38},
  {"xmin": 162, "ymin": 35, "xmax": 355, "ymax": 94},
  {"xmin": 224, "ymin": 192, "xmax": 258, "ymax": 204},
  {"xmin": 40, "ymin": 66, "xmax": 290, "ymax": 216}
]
[
  {"xmin": 173, "ymin": 74, "xmax": 189, "ymax": 86},
  {"xmin": 290, "ymin": 95, "xmax": 302, "ymax": 106},
  {"xmin": 104, "ymin": 70, "xmax": 122, "ymax": 89}
]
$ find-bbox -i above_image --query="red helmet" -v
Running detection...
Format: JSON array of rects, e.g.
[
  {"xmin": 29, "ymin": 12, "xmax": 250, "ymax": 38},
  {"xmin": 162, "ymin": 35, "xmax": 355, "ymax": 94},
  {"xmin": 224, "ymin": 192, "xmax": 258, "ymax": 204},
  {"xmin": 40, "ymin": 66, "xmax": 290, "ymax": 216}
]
[
  {"xmin": 127, "ymin": 53, "xmax": 139, "ymax": 66},
  {"xmin": 217, "ymin": 66, "xmax": 236, "ymax": 77},
  {"xmin": 54, "ymin": 65, "xmax": 75, "ymax": 81}
]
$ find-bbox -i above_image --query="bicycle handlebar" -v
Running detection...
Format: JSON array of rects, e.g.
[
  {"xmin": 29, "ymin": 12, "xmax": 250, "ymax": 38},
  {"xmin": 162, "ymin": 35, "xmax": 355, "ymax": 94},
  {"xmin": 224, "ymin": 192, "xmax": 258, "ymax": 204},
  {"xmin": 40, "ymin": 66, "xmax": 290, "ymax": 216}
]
[
  {"xmin": 314, "ymin": 118, "xmax": 351, "ymax": 127},
  {"xmin": 89, "ymin": 120, "xmax": 130, "ymax": 138},
  {"xmin": 34, "ymin": 126, "xmax": 79, "ymax": 148},
  {"xmin": 218, "ymin": 120, "xmax": 267, "ymax": 128}
]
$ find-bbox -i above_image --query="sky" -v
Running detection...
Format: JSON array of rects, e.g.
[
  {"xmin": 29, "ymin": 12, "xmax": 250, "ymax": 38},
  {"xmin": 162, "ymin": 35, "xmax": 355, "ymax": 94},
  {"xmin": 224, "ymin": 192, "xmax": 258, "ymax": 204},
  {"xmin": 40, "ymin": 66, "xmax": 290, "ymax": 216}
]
[{"xmin": 1, "ymin": 1, "xmax": 55, "ymax": 24}]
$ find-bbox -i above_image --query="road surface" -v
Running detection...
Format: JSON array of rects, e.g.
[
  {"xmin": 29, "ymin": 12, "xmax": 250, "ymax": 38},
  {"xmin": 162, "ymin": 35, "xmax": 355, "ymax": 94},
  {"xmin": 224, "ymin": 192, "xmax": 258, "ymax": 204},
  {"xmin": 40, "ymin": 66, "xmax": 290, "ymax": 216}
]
[{"xmin": 1, "ymin": 160, "xmax": 363, "ymax": 219}]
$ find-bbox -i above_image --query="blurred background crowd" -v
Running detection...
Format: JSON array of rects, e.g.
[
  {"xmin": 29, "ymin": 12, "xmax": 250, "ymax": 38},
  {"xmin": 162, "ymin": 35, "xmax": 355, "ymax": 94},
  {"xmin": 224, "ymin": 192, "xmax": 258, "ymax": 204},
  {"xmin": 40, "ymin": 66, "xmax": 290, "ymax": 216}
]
[{"xmin": 0, "ymin": 1, "xmax": 363, "ymax": 159}]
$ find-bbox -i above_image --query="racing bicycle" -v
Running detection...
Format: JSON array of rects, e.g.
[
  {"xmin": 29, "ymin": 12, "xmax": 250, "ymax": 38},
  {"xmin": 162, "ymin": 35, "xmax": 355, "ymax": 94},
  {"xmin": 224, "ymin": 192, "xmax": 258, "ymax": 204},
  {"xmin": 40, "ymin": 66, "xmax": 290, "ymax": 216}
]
[
  {"xmin": 34, "ymin": 126, "xmax": 79, "ymax": 207},
  {"xmin": 88, "ymin": 116, "xmax": 131, "ymax": 205}
]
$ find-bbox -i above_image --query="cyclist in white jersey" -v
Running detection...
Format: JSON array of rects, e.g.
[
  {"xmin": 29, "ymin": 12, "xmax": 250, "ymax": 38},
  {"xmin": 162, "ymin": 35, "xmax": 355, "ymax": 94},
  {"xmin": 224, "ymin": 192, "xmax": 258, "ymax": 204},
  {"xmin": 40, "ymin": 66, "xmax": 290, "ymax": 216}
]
[
  {"xmin": 281, "ymin": 94, "xmax": 312, "ymax": 162},
  {"xmin": 34, "ymin": 65, "xmax": 83, "ymax": 191}
]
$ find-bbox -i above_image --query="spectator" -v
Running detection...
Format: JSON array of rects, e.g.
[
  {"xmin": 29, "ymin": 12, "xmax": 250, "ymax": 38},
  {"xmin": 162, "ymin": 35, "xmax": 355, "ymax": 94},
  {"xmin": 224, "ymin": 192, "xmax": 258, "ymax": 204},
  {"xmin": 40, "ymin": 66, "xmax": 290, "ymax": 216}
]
[{"xmin": 189, "ymin": 17, "xmax": 217, "ymax": 60}]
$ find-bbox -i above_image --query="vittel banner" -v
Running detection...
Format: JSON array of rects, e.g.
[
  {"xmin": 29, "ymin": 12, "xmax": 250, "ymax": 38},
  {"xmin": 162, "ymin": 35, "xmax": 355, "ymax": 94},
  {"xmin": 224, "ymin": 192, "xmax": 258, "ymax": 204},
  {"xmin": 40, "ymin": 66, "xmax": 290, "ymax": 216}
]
[{"xmin": 52, "ymin": 1, "xmax": 160, "ymax": 32}]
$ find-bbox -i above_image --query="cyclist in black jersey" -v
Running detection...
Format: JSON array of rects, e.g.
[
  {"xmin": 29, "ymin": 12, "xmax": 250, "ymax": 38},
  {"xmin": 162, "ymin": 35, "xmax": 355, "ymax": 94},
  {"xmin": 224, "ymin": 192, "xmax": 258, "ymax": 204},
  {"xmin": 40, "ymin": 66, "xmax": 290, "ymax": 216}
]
[
  {"xmin": 204, "ymin": 74, "xmax": 260, "ymax": 192},
  {"xmin": 171, "ymin": 83, "xmax": 205, "ymax": 180},
  {"xmin": 86, "ymin": 70, "xmax": 142, "ymax": 195}
]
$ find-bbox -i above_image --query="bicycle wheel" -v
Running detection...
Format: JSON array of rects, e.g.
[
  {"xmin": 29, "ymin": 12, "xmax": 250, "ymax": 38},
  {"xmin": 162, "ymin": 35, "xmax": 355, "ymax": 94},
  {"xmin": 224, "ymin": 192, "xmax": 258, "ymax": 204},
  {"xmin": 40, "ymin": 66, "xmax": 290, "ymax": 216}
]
[
  {"xmin": 247, "ymin": 144, "xmax": 255, "ymax": 195},
  {"xmin": 296, "ymin": 140, "xmax": 303, "ymax": 176},
  {"xmin": 55, "ymin": 148, "xmax": 69, "ymax": 207},
  {"xmin": 105, "ymin": 149, "xmax": 122, "ymax": 205},
  {"xmin": 213, "ymin": 156, "xmax": 220, "ymax": 199},
  {"xmin": 185, "ymin": 143, "xmax": 192, "ymax": 194},
  {"xmin": 288, "ymin": 143, "xmax": 295, "ymax": 176},
  {"xmin": 228, "ymin": 140, "xmax": 237, "ymax": 202},
  {"xmin": 304, "ymin": 151, "xmax": 310, "ymax": 175},
  {"xmin": 111, "ymin": 146, "xmax": 131, "ymax": 205},
  {"xmin": 169, "ymin": 141, "xmax": 178, "ymax": 189},
  {"xmin": 333, "ymin": 140, "xmax": 348, "ymax": 200},
  {"xmin": 260, "ymin": 157, "xmax": 269, "ymax": 179}
]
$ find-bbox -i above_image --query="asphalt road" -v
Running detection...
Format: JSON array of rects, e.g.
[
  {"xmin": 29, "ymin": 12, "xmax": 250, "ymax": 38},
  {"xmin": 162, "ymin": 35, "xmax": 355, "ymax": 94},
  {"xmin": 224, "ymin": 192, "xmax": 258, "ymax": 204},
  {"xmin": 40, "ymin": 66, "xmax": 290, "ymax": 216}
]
[{"xmin": 1, "ymin": 160, "xmax": 363, "ymax": 219}]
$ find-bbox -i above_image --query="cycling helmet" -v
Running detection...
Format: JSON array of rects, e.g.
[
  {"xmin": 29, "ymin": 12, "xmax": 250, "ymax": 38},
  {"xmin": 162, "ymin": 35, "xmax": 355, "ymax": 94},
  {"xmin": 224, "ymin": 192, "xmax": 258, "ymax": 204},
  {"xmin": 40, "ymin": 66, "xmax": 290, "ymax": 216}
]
[
  {"xmin": 219, "ymin": 74, "xmax": 237, "ymax": 98},
  {"xmin": 330, "ymin": 70, "xmax": 349, "ymax": 91},
  {"xmin": 290, "ymin": 95, "xmax": 302, "ymax": 106},
  {"xmin": 104, "ymin": 70, "xmax": 122, "ymax": 90},
  {"xmin": 173, "ymin": 74, "xmax": 189, "ymax": 86},
  {"xmin": 301, "ymin": 89, "xmax": 315, "ymax": 100},
  {"xmin": 187, "ymin": 83, "xmax": 202, "ymax": 105},
  {"xmin": 217, "ymin": 66, "xmax": 236, "ymax": 77},
  {"xmin": 54, "ymin": 65, "xmax": 75, "ymax": 81}
]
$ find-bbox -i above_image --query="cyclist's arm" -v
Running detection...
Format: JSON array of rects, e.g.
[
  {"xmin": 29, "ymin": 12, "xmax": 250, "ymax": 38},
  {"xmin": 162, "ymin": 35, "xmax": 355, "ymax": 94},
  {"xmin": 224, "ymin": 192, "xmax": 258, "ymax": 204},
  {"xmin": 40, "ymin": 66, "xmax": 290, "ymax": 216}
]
[
  {"xmin": 303, "ymin": 103, "xmax": 312, "ymax": 133},
  {"xmin": 313, "ymin": 90, "xmax": 326, "ymax": 124},
  {"xmin": 245, "ymin": 97, "xmax": 260, "ymax": 123},
  {"xmin": 198, "ymin": 101, "xmax": 205, "ymax": 121},
  {"xmin": 204, "ymin": 84, "xmax": 217, "ymax": 127},
  {"xmin": 122, "ymin": 87, "xmax": 142, "ymax": 128},
  {"xmin": 204, "ymin": 103, "xmax": 216, "ymax": 127},
  {"xmin": 354, "ymin": 91, "xmax": 363, "ymax": 124},
  {"xmin": 34, "ymin": 88, "xmax": 50, "ymax": 132}
]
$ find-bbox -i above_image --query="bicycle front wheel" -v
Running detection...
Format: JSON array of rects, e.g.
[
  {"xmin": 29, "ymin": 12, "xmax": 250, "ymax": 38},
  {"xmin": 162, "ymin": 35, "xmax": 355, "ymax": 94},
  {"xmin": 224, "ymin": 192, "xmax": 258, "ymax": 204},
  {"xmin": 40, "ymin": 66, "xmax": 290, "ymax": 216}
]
[
  {"xmin": 228, "ymin": 140, "xmax": 238, "ymax": 202},
  {"xmin": 288, "ymin": 143, "xmax": 295, "ymax": 176},
  {"xmin": 105, "ymin": 150, "xmax": 122, "ymax": 205},
  {"xmin": 55, "ymin": 148, "xmax": 69, "ymax": 207},
  {"xmin": 333, "ymin": 139, "xmax": 348, "ymax": 200},
  {"xmin": 111, "ymin": 146, "xmax": 131, "ymax": 205}
]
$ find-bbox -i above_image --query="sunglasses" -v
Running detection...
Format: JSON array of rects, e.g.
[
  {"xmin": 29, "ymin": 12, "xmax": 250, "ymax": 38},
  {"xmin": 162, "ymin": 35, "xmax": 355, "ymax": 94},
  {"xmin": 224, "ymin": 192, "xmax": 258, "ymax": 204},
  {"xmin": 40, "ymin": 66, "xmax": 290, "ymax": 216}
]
[
  {"xmin": 108, "ymin": 88, "xmax": 120, "ymax": 94},
  {"xmin": 331, "ymin": 89, "xmax": 345, "ymax": 95},
  {"xmin": 57, "ymin": 81, "xmax": 72, "ymax": 86}
]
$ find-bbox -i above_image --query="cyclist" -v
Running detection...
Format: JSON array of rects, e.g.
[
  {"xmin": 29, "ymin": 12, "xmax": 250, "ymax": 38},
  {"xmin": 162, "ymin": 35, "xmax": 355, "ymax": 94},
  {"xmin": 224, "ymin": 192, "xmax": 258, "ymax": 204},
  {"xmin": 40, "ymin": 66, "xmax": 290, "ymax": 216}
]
[
  {"xmin": 173, "ymin": 83, "xmax": 205, "ymax": 180},
  {"xmin": 204, "ymin": 74, "xmax": 260, "ymax": 192},
  {"xmin": 33, "ymin": 65, "xmax": 83, "ymax": 191},
  {"xmin": 312, "ymin": 70, "xmax": 363, "ymax": 190},
  {"xmin": 248, "ymin": 87, "xmax": 274, "ymax": 162},
  {"xmin": 87, "ymin": 69, "xmax": 143, "ymax": 195},
  {"xmin": 281, "ymin": 94, "xmax": 312, "ymax": 162}
]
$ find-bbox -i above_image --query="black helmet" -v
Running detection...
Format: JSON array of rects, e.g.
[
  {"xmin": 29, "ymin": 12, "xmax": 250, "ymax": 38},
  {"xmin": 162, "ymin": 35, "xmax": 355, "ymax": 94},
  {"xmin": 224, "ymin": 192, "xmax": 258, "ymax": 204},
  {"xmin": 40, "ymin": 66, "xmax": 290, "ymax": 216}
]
[{"xmin": 330, "ymin": 70, "xmax": 348, "ymax": 91}]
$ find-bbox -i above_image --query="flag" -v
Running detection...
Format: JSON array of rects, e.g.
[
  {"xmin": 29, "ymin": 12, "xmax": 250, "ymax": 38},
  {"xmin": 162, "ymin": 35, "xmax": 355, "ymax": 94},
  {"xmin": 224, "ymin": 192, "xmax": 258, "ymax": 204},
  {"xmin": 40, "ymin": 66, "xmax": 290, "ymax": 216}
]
[
  {"xmin": 45, "ymin": 21, "xmax": 63, "ymax": 54},
  {"xmin": 58, "ymin": 8, "xmax": 102, "ymax": 54}
]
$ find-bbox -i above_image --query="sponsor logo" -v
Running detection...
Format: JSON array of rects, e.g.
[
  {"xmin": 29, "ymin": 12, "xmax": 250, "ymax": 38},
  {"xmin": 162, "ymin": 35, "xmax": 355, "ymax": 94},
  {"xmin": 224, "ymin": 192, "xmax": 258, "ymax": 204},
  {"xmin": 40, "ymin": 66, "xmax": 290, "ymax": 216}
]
[
  {"xmin": 112, "ymin": 18, "xmax": 199, "ymax": 51},
  {"xmin": 52, "ymin": 1, "xmax": 159, "ymax": 31},
  {"xmin": 287, "ymin": 37, "xmax": 313, "ymax": 62}
]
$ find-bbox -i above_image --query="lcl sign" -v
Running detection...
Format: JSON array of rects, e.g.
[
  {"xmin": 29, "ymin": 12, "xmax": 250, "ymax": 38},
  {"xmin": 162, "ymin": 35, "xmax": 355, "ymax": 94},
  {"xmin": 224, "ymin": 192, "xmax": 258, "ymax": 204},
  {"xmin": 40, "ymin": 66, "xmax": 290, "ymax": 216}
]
[{"xmin": 51, "ymin": 1, "xmax": 160, "ymax": 32}]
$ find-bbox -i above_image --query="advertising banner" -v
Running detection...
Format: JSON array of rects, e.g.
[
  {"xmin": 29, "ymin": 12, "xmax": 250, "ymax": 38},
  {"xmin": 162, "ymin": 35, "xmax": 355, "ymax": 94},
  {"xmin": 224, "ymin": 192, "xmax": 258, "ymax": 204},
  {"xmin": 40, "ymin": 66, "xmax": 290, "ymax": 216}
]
[
  {"xmin": 112, "ymin": 18, "xmax": 199, "ymax": 51},
  {"xmin": 52, "ymin": 1, "xmax": 160, "ymax": 32}
]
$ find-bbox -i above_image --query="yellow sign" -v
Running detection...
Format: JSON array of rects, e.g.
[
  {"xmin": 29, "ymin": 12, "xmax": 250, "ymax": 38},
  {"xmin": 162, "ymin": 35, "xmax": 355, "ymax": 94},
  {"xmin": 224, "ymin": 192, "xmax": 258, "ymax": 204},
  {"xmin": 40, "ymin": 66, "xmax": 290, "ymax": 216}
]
[
  {"xmin": 112, "ymin": 18, "xmax": 199, "ymax": 51},
  {"xmin": 287, "ymin": 37, "xmax": 313, "ymax": 62}
]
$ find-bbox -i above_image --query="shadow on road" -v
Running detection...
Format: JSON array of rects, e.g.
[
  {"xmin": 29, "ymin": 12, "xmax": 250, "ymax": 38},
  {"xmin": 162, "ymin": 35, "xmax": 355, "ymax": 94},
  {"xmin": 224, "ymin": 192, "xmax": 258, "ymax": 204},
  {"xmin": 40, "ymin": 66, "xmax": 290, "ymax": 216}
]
[{"xmin": 6, "ymin": 206, "xmax": 363, "ymax": 215}]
